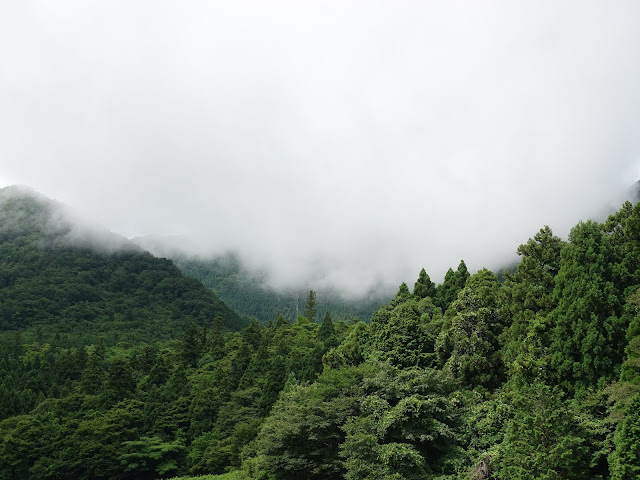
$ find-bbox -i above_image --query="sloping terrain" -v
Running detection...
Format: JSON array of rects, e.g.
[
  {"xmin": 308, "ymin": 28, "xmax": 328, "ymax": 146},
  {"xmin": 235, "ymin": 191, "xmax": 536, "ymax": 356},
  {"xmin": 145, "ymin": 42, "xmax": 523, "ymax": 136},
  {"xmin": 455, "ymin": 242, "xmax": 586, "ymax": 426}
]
[{"xmin": 0, "ymin": 186, "xmax": 245, "ymax": 344}]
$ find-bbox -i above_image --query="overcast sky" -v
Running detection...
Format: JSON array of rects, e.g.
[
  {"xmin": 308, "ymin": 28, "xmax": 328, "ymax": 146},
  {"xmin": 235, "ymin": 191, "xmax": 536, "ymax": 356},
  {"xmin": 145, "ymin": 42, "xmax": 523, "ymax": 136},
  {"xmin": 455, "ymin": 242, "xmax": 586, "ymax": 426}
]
[{"xmin": 2, "ymin": 1, "xmax": 640, "ymax": 295}]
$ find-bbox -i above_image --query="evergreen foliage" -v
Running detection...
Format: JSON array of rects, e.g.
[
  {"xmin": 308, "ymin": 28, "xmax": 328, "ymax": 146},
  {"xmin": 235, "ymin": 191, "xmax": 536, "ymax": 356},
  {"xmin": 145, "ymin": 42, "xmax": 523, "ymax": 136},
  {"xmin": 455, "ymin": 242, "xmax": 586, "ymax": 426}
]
[
  {"xmin": 437, "ymin": 269, "xmax": 504, "ymax": 389},
  {"xmin": 303, "ymin": 290, "xmax": 317, "ymax": 322},
  {"xmin": 549, "ymin": 220, "xmax": 626, "ymax": 391},
  {"xmin": 499, "ymin": 225, "xmax": 564, "ymax": 378},
  {"xmin": 3, "ymin": 187, "xmax": 640, "ymax": 479},
  {"xmin": 413, "ymin": 268, "xmax": 436, "ymax": 300},
  {"xmin": 0, "ymin": 189, "xmax": 245, "ymax": 341},
  {"xmin": 609, "ymin": 395, "xmax": 640, "ymax": 480},
  {"xmin": 172, "ymin": 254, "xmax": 389, "ymax": 324}
]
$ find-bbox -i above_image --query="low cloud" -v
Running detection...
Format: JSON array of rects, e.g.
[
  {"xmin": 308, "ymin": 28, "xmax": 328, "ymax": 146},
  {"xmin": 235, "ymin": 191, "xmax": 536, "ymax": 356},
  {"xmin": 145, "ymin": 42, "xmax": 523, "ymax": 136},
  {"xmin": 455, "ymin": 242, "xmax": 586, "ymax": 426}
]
[{"xmin": 1, "ymin": 1, "xmax": 640, "ymax": 296}]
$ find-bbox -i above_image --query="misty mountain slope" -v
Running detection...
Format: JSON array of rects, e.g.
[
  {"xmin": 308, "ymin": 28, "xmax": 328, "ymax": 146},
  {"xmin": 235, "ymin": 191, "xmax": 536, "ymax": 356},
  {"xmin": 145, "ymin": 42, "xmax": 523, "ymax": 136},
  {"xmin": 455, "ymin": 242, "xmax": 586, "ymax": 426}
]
[
  {"xmin": 0, "ymin": 186, "xmax": 245, "ymax": 342},
  {"xmin": 132, "ymin": 235, "xmax": 391, "ymax": 324}
]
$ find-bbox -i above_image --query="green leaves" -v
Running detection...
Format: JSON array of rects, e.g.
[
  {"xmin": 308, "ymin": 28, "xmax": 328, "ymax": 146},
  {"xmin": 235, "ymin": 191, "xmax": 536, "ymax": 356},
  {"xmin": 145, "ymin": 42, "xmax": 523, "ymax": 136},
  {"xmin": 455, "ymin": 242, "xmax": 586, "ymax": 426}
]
[
  {"xmin": 609, "ymin": 395, "xmax": 640, "ymax": 480},
  {"xmin": 367, "ymin": 295, "xmax": 442, "ymax": 369},
  {"xmin": 549, "ymin": 220, "xmax": 626, "ymax": 391},
  {"xmin": 252, "ymin": 365, "xmax": 370, "ymax": 480},
  {"xmin": 341, "ymin": 364, "xmax": 461, "ymax": 479},
  {"xmin": 496, "ymin": 382, "xmax": 590, "ymax": 480},
  {"xmin": 437, "ymin": 269, "xmax": 504, "ymax": 389}
]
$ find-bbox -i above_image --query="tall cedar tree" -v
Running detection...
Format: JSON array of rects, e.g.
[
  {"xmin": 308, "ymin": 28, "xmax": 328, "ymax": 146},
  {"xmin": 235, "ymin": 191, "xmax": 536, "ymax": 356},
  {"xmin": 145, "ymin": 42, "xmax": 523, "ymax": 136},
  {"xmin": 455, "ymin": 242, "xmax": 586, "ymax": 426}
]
[
  {"xmin": 437, "ymin": 269, "xmax": 503, "ymax": 389},
  {"xmin": 550, "ymin": 220, "xmax": 626, "ymax": 391},
  {"xmin": 303, "ymin": 290, "xmax": 317, "ymax": 322},
  {"xmin": 413, "ymin": 268, "xmax": 436, "ymax": 299},
  {"xmin": 499, "ymin": 226, "xmax": 564, "ymax": 377},
  {"xmin": 434, "ymin": 260, "xmax": 470, "ymax": 311}
]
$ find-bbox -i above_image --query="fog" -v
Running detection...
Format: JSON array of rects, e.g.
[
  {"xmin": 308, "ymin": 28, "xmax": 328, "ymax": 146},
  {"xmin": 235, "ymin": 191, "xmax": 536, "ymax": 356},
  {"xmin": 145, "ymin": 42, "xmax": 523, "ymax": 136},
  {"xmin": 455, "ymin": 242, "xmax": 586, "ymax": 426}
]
[{"xmin": 2, "ymin": 1, "xmax": 640, "ymax": 296}]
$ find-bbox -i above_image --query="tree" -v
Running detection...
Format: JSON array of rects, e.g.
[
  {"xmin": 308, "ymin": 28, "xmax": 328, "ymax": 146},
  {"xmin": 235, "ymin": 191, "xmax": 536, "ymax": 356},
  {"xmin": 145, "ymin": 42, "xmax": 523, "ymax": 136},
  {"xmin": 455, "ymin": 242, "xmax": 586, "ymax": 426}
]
[
  {"xmin": 549, "ymin": 220, "xmax": 626, "ymax": 391},
  {"xmin": 340, "ymin": 364, "xmax": 461, "ymax": 479},
  {"xmin": 105, "ymin": 357, "xmax": 136, "ymax": 402},
  {"xmin": 437, "ymin": 269, "xmax": 504, "ymax": 389},
  {"xmin": 81, "ymin": 341, "xmax": 107, "ymax": 395},
  {"xmin": 413, "ymin": 268, "xmax": 436, "ymax": 300},
  {"xmin": 322, "ymin": 322, "xmax": 369, "ymax": 370},
  {"xmin": 499, "ymin": 226, "xmax": 564, "ymax": 378},
  {"xmin": 118, "ymin": 436, "xmax": 186, "ymax": 479},
  {"xmin": 454, "ymin": 259, "xmax": 470, "ymax": 289},
  {"xmin": 391, "ymin": 282, "xmax": 411, "ymax": 307},
  {"xmin": 434, "ymin": 260, "xmax": 470, "ymax": 311},
  {"xmin": 208, "ymin": 315, "xmax": 225, "ymax": 361},
  {"xmin": 181, "ymin": 322, "xmax": 201, "ymax": 368},
  {"xmin": 609, "ymin": 394, "xmax": 640, "ymax": 480},
  {"xmin": 242, "ymin": 319, "xmax": 262, "ymax": 349},
  {"xmin": 303, "ymin": 290, "xmax": 317, "ymax": 322},
  {"xmin": 250, "ymin": 365, "xmax": 372, "ymax": 480},
  {"xmin": 318, "ymin": 312, "xmax": 335, "ymax": 342},
  {"xmin": 496, "ymin": 382, "xmax": 590, "ymax": 480},
  {"xmin": 367, "ymin": 295, "xmax": 442, "ymax": 369},
  {"xmin": 603, "ymin": 201, "xmax": 640, "ymax": 295}
]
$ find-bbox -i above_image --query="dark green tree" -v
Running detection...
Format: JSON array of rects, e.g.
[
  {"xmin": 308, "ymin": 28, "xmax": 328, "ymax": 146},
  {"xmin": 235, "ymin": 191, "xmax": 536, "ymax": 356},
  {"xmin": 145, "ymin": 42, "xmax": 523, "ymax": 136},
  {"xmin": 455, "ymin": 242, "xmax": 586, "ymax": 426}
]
[
  {"xmin": 340, "ymin": 364, "xmax": 461, "ymax": 479},
  {"xmin": 368, "ymin": 295, "xmax": 442, "ymax": 369},
  {"xmin": 603, "ymin": 201, "xmax": 640, "ymax": 295},
  {"xmin": 496, "ymin": 381, "xmax": 590, "ymax": 479},
  {"xmin": 437, "ymin": 269, "xmax": 504, "ymax": 389},
  {"xmin": 242, "ymin": 319, "xmax": 262, "ymax": 349},
  {"xmin": 499, "ymin": 225, "xmax": 564, "ymax": 378},
  {"xmin": 118, "ymin": 436, "xmax": 186, "ymax": 479},
  {"xmin": 454, "ymin": 259, "xmax": 470, "ymax": 289},
  {"xmin": 181, "ymin": 322, "xmax": 201, "ymax": 368},
  {"xmin": 318, "ymin": 311, "xmax": 335, "ymax": 342},
  {"xmin": 391, "ymin": 282, "xmax": 412, "ymax": 306},
  {"xmin": 434, "ymin": 260, "xmax": 469, "ymax": 311},
  {"xmin": 208, "ymin": 315, "xmax": 225, "ymax": 361},
  {"xmin": 549, "ymin": 220, "xmax": 626, "ymax": 391},
  {"xmin": 105, "ymin": 357, "xmax": 136, "ymax": 402},
  {"xmin": 609, "ymin": 394, "xmax": 640, "ymax": 480},
  {"xmin": 249, "ymin": 365, "xmax": 371, "ymax": 480},
  {"xmin": 81, "ymin": 341, "xmax": 107, "ymax": 395},
  {"xmin": 413, "ymin": 268, "xmax": 436, "ymax": 299},
  {"xmin": 303, "ymin": 290, "xmax": 317, "ymax": 322}
]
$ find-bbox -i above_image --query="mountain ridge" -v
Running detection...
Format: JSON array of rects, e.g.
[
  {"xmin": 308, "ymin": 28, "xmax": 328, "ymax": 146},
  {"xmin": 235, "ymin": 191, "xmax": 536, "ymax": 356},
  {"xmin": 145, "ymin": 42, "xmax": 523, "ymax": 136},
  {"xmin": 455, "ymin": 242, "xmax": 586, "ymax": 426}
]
[{"xmin": 0, "ymin": 186, "xmax": 246, "ymax": 342}]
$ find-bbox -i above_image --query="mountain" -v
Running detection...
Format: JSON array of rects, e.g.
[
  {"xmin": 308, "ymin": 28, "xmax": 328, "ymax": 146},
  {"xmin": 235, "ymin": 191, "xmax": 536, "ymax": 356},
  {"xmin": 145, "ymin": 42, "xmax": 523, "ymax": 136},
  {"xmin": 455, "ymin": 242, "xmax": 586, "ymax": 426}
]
[
  {"xmin": 1, "ymin": 187, "xmax": 640, "ymax": 479},
  {"xmin": 133, "ymin": 235, "xmax": 392, "ymax": 324},
  {"xmin": 0, "ymin": 186, "xmax": 245, "ymax": 344}
]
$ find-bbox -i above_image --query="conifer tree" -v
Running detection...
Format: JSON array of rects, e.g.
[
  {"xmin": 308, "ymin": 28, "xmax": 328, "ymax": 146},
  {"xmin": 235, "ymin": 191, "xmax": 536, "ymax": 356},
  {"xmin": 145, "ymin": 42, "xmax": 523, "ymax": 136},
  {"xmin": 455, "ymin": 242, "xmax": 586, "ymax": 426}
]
[
  {"xmin": 609, "ymin": 395, "xmax": 640, "ymax": 480},
  {"xmin": 81, "ymin": 340, "xmax": 107, "ymax": 394},
  {"xmin": 436, "ymin": 269, "xmax": 503, "ymax": 388},
  {"xmin": 434, "ymin": 260, "xmax": 469, "ymax": 311},
  {"xmin": 549, "ymin": 220, "xmax": 626, "ymax": 391},
  {"xmin": 181, "ymin": 322, "xmax": 201, "ymax": 368},
  {"xmin": 105, "ymin": 357, "xmax": 136, "ymax": 401},
  {"xmin": 242, "ymin": 319, "xmax": 262, "ymax": 349},
  {"xmin": 413, "ymin": 268, "xmax": 436, "ymax": 299},
  {"xmin": 603, "ymin": 201, "xmax": 640, "ymax": 295},
  {"xmin": 303, "ymin": 290, "xmax": 317, "ymax": 321},
  {"xmin": 209, "ymin": 315, "xmax": 225, "ymax": 361},
  {"xmin": 318, "ymin": 312, "xmax": 335, "ymax": 341},
  {"xmin": 454, "ymin": 259, "xmax": 470, "ymax": 290},
  {"xmin": 391, "ymin": 282, "xmax": 411, "ymax": 306},
  {"xmin": 500, "ymin": 226, "xmax": 564, "ymax": 376},
  {"xmin": 497, "ymin": 381, "xmax": 590, "ymax": 479}
]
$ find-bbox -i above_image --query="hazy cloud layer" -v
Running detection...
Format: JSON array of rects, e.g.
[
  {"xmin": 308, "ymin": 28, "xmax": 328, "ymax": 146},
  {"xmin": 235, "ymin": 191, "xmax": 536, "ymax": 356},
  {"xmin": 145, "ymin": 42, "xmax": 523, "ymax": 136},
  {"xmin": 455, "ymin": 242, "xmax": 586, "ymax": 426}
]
[{"xmin": 2, "ymin": 1, "xmax": 640, "ymax": 295}]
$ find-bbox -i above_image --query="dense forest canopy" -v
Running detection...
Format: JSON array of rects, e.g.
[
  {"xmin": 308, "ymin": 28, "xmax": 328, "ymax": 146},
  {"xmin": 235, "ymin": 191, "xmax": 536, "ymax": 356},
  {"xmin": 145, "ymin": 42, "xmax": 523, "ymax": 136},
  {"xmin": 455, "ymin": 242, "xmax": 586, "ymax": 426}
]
[
  {"xmin": 1, "ymin": 186, "xmax": 640, "ymax": 479},
  {"xmin": 0, "ymin": 186, "xmax": 245, "ymax": 343}
]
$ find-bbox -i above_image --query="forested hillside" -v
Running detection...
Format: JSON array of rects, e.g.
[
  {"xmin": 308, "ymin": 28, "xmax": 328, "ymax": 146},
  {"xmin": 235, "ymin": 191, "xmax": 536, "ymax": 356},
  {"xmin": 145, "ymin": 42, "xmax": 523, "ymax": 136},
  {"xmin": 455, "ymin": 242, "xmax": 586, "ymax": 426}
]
[
  {"xmin": 0, "ymin": 186, "xmax": 245, "ymax": 343},
  {"xmin": 1, "ymin": 188, "xmax": 640, "ymax": 479},
  {"xmin": 132, "ymin": 238, "xmax": 390, "ymax": 324}
]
